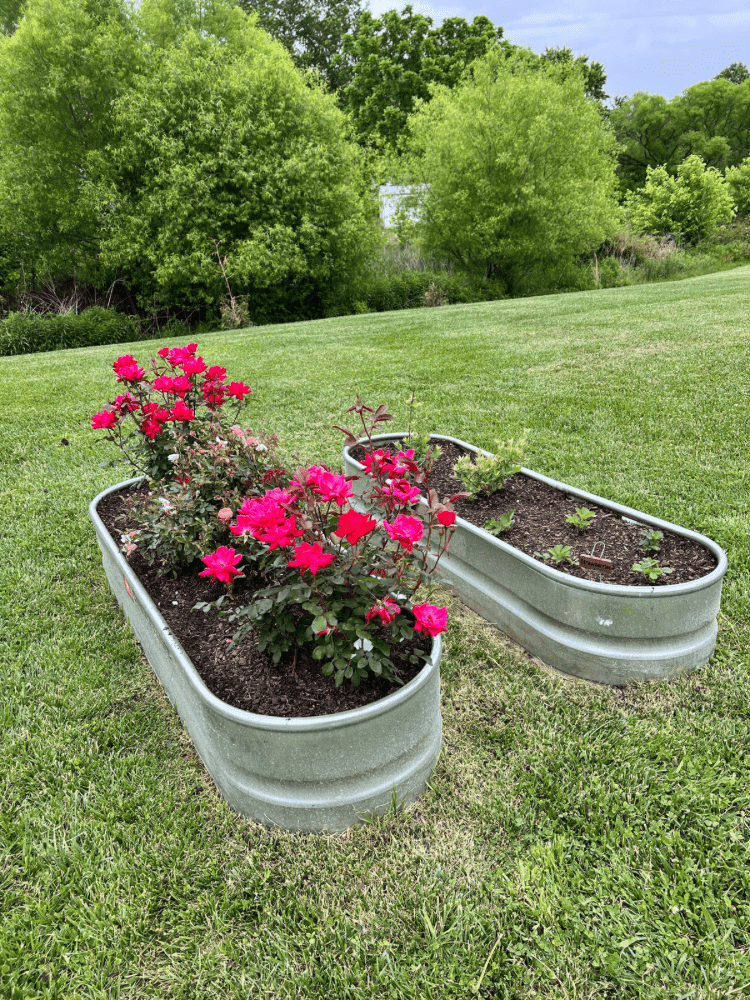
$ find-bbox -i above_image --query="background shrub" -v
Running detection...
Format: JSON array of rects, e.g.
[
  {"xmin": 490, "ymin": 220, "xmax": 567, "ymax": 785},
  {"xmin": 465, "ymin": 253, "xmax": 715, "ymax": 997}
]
[{"xmin": 0, "ymin": 306, "xmax": 143, "ymax": 356}]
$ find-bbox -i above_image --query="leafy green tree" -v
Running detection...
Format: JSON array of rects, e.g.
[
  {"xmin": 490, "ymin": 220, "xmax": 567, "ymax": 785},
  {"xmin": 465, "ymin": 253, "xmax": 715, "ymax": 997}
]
[
  {"xmin": 625, "ymin": 155, "xmax": 736, "ymax": 243},
  {"xmin": 724, "ymin": 157, "xmax": 750, "ymax": 217},
  {"xmin": 0, "ymin": 0, "xmax": 140, "ymax": 280},
  {"xmin": 235, "ymin": 0, "xmax": 363, "ymax": 91},
  {"xmin": 0, "ymin": 0, "xmax": 25, "ymax": 34},
  {"xmin": 539, "ymin": 45, "xmax": 608, "ymax": 101},
  {"xmin": 404, "ymin": 50, "xmax": 620, "ymax": 293},
  {"xmin": 715, "ymin": 62, "xmax": 749, "ymax": 85},
  {"xmin": 91, "ymin": 2, "xmax": 378, "ymax": 319},
  {"xmin": 339, "ymin": 5, "xmax": 506, "ymax": 149},
  {"xmin": 610, "ymin": 78, "xmax": 750, "ymax": 194}
]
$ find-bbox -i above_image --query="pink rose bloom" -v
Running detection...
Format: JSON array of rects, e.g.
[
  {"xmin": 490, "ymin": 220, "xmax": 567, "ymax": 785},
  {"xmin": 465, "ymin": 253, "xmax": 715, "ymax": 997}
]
[
  {"xmin": 178, "ymin": 356, "xmax": 207, "ymax": 375},
  {"xmin": 140, "ymin": 417, "xmax": 164, "ymax": 440},
  {"xmin": 289, "ymin": 465, "xmax": 324, "ymax": 490},
  {"xmin": 412, "ymin": 603, "xmax": 448, "ymax": 637},
  {"xmin": 217, "ymin": 507, "xmax": 234, "ymax": 523},
  {"xmin": 229, "ymin": 494, "xmax": 301, "ymax": 548},
  {"xmin": 112, "ymin": 354, "xmax": 145, "ymax": 382},
  {"xmin": 91, "ymin": 409, "xmax": 117, "ymax": 429},
  {"xmin": 113, "ymin": 393, "xmax": 139, "ymax": 413},
  {"xmin": 170, "ymin": 375, "xmax": 191, "ymax": 397},
  {"xmin": 168, "ymin": 400, "xmax": 195, "ymax": 422},
  {"xmin": 287, "ymin": 541, "xmax": 335, "ymax": 576},
  {"xmin": 382, "ymin": 478, "xmax": 421, "ymax": 505},
  {"xmin": 437, "ymin": 510, "xmax": 456, "ymax": 526},
  {"xmin": 163, "ymin": 344, "xmax": 198, "ymax": 366},
  {"xmin": 226, "ymin": 381, "xmax": 251, "ymax": 400},
  {"xmin": 383, "ymin": 514, "xmax": 424, "ymax": 552},
  {"xmin": 263, "ymin": 488, "xmax": 295, "ymax": 505},
  {"xmin": 333, "ymin": 508, "xmax": 377, "ymax": 545},
  {"xmin": 140, "ymin": 402, "xmax": 169, "ymax": 422},
  {"xmin": 153, "ymin": 375, "xmax": 178, "ymax": 393},
  {"xmin": 199, "ymin": 546, "xmax": 245, "ymax": 586},
  {"xmin": 361, "ymin": 449, "xmax": 394, "ymax": 477},
  {"xmin": 256, "ymin": 515, "xmax": 304, "ymax": 551},
  {"xmin": 313, "ymin": 471, "xmax": 354, "ymax": 507},
  {"xmin": 201, "ymin": 384, "xmax": 225, "ymax": 407},
  {"xmin": 365, "ymin": 596, "xmax": 401, "ymax": 624},
  {"xmin": 390, "ymin": 449, "xmax": 418, "ymax": 476}
]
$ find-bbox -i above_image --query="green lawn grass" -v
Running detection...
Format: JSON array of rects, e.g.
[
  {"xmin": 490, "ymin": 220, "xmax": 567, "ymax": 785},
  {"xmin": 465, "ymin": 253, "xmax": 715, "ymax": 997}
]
[{"xmin": 2, "ymin": 268, "xmax": 749, "ymax": 999}]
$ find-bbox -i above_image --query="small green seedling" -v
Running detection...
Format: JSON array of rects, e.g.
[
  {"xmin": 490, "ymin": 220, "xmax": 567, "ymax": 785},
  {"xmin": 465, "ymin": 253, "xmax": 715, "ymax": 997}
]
[
  {"xmin": 639, "ymin": 528, "xmax": 664, "ymax": 553},
  {"xmin": 485, "ymin": 511, "xmax": 515, "ymax": 535},
  {"xmin": 632, "ymin": 557, "xmax": 672, "ymax": 582},
  {"xmin": 566, "ymin": 507, "xmax": 597, "ymax": 531},
  {"xmin": 534, "ymin": 544, "xmax": 577, "ymax": 566},
  {"xmin": 453, "ymin": 435, "xmax": 527, "ymax": 499}
]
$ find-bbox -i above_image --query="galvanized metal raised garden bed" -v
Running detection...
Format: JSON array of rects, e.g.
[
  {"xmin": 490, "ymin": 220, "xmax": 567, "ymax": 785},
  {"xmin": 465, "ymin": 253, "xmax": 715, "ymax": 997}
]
[
  {"xmin": 344, "ymin": 434, "xmax": 728, "ymax": 687},
  {"xmin": 90, "ymin": 479, "xmax": 443, "ymax": 832}
]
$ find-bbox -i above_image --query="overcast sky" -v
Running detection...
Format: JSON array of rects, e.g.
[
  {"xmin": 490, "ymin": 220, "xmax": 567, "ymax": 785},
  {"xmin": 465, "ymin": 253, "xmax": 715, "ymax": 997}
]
[{"xmin": 367, "ymin": 0, "xmax": 750, "ymax": 101}]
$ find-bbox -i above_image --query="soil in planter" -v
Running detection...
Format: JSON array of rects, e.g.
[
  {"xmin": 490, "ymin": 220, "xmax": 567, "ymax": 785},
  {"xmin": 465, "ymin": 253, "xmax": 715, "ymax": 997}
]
[
  {"xmin": 352, "ymin": 440, "xmax": 717, "ymax": 586},
  {"xmin": 96, "ymin": 486, "xmax": 432, "ymax": 718}
]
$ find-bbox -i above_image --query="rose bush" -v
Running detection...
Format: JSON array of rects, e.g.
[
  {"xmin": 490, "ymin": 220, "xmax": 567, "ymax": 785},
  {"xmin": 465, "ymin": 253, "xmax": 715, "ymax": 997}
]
[
  {"xmin": 94, "ymin": 351, "xmax": 453, "ymax": 688},
  {"xmin": 91, "ymin": 343, "xmax": 282, "ymax": 575},
  {"xmin": 196, "ymin": 399, "xmax": 454, "ymax": 687}
]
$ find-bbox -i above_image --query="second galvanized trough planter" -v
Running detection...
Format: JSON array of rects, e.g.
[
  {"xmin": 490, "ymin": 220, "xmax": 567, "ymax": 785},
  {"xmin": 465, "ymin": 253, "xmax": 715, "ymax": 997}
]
[
  {"xmin": 89, "ymin": 478, "xmax": 443, "ymax": 833},
  {"xmin": 343, "ymin": 434, "xmax": 728, "ymax": 687}
]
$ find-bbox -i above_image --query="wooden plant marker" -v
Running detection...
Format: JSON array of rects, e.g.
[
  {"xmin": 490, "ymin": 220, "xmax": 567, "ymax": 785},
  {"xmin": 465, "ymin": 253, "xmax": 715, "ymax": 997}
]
[{"xmin": 579, "ymin": 541, "xmax": 613, "ymax": 573}]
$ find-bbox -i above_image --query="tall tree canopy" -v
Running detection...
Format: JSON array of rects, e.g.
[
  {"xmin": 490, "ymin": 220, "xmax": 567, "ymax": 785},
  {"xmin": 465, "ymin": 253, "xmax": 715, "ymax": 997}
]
[
  {"xmin": 338, "ymin": 5, "xmax": 507, "ymax": 149},
  {"xmin": 0, "ymin": 0, "xmax": 25, "ymax": 34},
  {"xmin": 0, "ymin": 0, "xmax": 140, "ymax": 278},
  {"xmin": 610, "ymin": 77, "xmax": 750, "ymax": 193},
  {"xmin": 90, "ymin": 0, "xmax": 377, "ymax": 318},
  {"xmin": 715, "ymin": 62, "xmax": 749, "ymax": 85},
  {"xmin": 538, "ymin": 45, "xmax": 608, "ymax": 101},
  {"xmin": 404, "ymin": 50, "xmax": 620, "ymax": 293},
  {"xmin": 235, "ymin": 0, "xmax": 363, "ymax": 91}
]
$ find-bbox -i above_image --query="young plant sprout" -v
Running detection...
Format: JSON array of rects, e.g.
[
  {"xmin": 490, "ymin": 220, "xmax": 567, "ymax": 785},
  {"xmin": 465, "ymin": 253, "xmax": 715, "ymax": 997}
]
[
  {"xmin": 453, "ymin": 435, "xmax": 527, "ymax": 499},
  {"xmin": 484, "ymin": 511, "xmax": 515, "ymax": 535},
  {"xmin": 632, "ymin": 557, "xmax": 672, "ymax": 582},
  {"xmin": 639, "ymin": 528, "xmax": 664, "ymax": 553},
  {"xmin": 566, "ymin": 507, "xmax": 597, "ymax": 531},
  {"xmin": 534, "ymin": 545, "xmax": 577, "ymax": 566}
]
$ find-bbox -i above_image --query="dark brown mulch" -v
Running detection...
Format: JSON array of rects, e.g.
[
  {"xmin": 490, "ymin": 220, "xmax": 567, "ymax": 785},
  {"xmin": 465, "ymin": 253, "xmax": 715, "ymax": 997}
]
[
  {"xmin": 96, "ymin": 486, "xmax": 431, "ymax": 719},
  {"xmin": 352, "ymin": 439, "xmax": 717, "ymax": 586}
]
